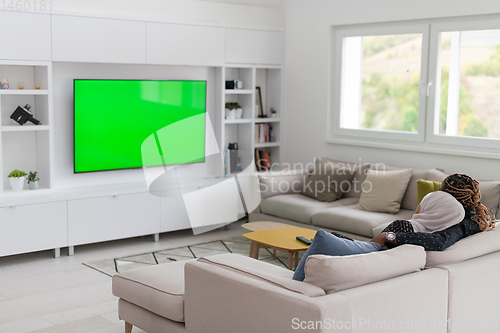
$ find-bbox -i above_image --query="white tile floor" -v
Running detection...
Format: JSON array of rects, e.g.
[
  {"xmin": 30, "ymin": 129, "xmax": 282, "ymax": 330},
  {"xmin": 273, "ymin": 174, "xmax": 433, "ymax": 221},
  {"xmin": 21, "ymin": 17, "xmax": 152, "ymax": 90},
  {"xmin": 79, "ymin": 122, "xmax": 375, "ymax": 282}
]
[{"xmin": 0, "ymin": 222, "xmax": 249, "ymax": 333}]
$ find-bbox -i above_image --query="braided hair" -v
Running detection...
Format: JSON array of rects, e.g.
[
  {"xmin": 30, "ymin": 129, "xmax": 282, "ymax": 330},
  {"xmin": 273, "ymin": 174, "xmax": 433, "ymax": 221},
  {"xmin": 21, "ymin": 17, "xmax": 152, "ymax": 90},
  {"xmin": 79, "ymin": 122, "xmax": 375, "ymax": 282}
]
[{"xmin": 441, "ymin": 173, "xmax": 495, "ymax": 231}]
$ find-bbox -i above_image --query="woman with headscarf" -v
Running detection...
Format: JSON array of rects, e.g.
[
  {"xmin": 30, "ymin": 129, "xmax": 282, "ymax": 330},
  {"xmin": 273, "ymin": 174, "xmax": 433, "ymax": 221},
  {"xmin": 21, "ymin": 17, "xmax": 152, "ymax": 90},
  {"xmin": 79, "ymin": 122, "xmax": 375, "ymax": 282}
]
[{"xmin": 371, "ymin": 173, "xmax": 496, "ymax": 250}]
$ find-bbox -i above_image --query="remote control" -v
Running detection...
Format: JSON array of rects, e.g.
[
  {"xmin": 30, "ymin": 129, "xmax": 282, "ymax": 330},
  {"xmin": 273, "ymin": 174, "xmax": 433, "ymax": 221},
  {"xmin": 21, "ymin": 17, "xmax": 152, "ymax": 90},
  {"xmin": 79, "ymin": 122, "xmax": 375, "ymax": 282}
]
[{"xmin": 296, "ymin": 236, "xmax": 312, "ymax": 245}]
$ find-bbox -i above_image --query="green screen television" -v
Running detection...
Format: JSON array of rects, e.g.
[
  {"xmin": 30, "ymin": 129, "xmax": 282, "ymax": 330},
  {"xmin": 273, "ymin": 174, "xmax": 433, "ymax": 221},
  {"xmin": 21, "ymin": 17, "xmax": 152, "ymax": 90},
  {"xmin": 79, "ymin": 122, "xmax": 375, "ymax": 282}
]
[{"xmin": 74, "ymin": 79, "xmax": 206, "ymax": 173}]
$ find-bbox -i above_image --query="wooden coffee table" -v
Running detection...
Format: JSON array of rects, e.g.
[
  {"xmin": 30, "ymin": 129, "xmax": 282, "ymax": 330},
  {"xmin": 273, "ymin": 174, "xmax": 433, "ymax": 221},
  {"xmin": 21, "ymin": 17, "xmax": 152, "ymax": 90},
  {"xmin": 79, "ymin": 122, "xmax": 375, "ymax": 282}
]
[{"xmin": 243, "ymin": 226, "xmax": 317, "ymax": 270}]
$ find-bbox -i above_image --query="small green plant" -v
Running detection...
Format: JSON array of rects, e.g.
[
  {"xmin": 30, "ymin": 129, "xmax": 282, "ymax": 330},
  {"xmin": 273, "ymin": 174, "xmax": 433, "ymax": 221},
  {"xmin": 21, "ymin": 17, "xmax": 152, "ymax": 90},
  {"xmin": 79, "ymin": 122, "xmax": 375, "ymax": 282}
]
[
  {"xmin": 270, "ymin": 108, "xmax": 277, "ymax": 114},
  {"xmin": 8, "ymin": 169, "xmax": 27, "ymax": 178},
  {"xmin": 27, "ymin": 171, "xmax": 40, "ymax": 183},
  {"xmin": 225, "ymin": 102, "xmax": 241, "ymax": 110}
]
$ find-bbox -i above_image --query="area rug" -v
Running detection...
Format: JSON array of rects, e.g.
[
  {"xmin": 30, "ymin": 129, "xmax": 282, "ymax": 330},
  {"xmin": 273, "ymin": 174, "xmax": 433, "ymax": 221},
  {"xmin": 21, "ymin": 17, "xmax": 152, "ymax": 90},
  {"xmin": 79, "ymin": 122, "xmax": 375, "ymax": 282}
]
[{"xmin": 83, "ymin": 235, "xmax": 303, "ymax": 277}]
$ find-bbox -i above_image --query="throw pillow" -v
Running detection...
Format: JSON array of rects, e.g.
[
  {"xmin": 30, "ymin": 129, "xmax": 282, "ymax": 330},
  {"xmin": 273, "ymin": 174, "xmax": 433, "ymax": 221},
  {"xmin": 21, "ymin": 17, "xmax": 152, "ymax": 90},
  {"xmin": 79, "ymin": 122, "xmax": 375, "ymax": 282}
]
[
  {"xmin": 416, "ymin": 179, "xmax": 442, "ymax": 204},
  {"xmin": 302, "ymin": 158, "xmax": 356, "ymax": 202},
  {"xmin": 304, "ymin": 245, "xmax": 426, "ymax": 294},
  {"xmin": 292, "ymin": 229, "xmax": 380, "ymax": 281},
  {"xmin": 355, "ymin": 168, "xmax": 413, "ymax": 213}
]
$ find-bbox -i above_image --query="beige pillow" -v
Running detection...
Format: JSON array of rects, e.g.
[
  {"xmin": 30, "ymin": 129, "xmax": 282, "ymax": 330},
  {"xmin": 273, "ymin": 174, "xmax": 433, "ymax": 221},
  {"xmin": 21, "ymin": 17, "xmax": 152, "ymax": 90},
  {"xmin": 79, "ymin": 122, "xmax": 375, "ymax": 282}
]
[
  {"xmin": 304, "ymin": 245, "xmax": 425, "ymax": 294},
  {"xmin": 425, "ymin": 224, "xmax": 500, "ymax": 268},
  {"xmin": 355, "ymin": 168, "xmax": 413, "ymax": 213},
  {"xmin": 302, "ymin": 158, "xmax": 356, "ymax": 202}
]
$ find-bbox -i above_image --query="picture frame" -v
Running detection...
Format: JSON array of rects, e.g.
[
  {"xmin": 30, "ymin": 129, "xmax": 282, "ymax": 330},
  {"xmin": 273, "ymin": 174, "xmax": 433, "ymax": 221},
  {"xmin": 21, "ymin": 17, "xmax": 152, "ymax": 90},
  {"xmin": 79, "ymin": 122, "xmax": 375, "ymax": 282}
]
[{"xmin": 256, "ymin": 86, "xmax": 267, "ymax": 118}]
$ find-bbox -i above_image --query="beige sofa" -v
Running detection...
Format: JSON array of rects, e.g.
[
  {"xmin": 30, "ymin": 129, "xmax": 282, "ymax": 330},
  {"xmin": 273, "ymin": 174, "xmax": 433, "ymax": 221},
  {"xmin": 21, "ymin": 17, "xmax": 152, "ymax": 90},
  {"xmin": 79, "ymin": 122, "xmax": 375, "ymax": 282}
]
[
  {"xmin": 250, "ymin": 160, "xmax": 500, "ymax": 241},
  {"xmin": 112, "ymin": 224, "xmax": 500, "ymax": 333}
]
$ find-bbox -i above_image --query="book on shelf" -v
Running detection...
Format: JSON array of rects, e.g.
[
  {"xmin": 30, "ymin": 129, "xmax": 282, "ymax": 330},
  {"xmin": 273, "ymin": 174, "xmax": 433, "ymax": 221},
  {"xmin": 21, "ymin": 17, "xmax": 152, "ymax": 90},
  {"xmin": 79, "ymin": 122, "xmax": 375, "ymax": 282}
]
[
  {"xmin": 254, "ymin": 148, "xmax": 271, "ymax": 171},
  {"xmin": 255, "ymin": 123, "xmax": 274, "ymax": 144}
]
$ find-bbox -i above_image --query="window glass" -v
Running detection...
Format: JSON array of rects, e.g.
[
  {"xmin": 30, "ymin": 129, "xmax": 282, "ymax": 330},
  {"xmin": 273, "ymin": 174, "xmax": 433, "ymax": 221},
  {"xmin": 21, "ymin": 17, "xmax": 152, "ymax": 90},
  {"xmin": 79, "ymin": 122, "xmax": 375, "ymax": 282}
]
[
  {"xmin": 341, "ymin": 33, "xmax": 423, "ymax": 132},
  {"xmin": 438, "ymin": 30, "xmax": 500, "ymax": 138}
]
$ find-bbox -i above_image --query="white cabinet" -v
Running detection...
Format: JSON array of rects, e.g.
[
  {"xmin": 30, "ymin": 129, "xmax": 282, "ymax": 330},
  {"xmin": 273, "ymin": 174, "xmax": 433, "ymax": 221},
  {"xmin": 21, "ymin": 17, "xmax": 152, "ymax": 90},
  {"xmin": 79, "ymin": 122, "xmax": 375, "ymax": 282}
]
[
  {"xmin": 51, "ymin": 15, "xmax": 146, "ymax": 64},
  {"xmin": 0, "ymin": 11, "xmax": 51, "ymax": 61},
  {"xmin": 147, "ymin": 23, "xmax": 224, "ymax": 66},
  {"xmin": 160, "ymin": 196, "xmax": 191, "ymax": 232},
  {"xmin": 226, "ymin": 29, "xmax": 282, "ymax": 65},
  {"xmin": 0, "ymin": 201, "xmax": 67, "ymax": 257},
  {"xmin": 68, "ymin": 192, "xmax": 160, "ymax": 246}
]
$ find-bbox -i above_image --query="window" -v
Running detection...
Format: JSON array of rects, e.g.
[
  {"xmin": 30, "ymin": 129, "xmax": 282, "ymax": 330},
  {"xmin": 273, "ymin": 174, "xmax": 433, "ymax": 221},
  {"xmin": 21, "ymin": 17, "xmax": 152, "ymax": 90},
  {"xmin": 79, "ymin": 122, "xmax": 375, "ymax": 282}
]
[{"xmin": 330, "ymin": 18, "xmax": 500, "ymax": 156}]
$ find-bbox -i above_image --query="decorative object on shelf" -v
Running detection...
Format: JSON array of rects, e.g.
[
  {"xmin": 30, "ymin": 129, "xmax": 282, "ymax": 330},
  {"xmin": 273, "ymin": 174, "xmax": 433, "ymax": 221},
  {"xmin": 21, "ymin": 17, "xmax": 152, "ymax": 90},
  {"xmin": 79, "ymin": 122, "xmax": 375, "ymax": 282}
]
[
  {"xmin": 225, "ymin": 80, "xmax": 243, "ymax": 89},
  {"xmin": 0, "ymin": 77, "xmax": 8, "ymax": 89},
  {"xmin": 35, "ymin": 86, "xmax": 40, "ymax": 90},
  {"xmin": 8, "ymin": 169, "xmax": 27, "ymax": 191},
  {"xmin": 270, "ymin": 108, "xmax": 277, "ymax": 118},
  {"xmin": 27, "ymin": 171, "xmax": 40, "ymax": 190},
  {"xmin": 18, "ymin": 85, "xmax": 24, "ymax": 90},
  {"xmin": 225, "ymin": 102, "xmax": 242, "ymax": 120},
  {"xmin": 225, "ymin": 142, "xmax": 239, "ymax": 174},
  {"xmin": 10, "ymin": 104, "xmax": 41, "ymax": 125},
  {"xmin": 256, "ymin": 87, "xmax": 267, "ymax": 118}
]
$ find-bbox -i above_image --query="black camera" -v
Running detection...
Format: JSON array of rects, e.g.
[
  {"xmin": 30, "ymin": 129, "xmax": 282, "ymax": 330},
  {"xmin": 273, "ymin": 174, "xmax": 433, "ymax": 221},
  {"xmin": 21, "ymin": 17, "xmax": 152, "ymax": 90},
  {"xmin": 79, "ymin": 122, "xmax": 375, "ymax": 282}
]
[{"xmin": 10, "ymin": 104, "xmax": 41, "ymax": 125}]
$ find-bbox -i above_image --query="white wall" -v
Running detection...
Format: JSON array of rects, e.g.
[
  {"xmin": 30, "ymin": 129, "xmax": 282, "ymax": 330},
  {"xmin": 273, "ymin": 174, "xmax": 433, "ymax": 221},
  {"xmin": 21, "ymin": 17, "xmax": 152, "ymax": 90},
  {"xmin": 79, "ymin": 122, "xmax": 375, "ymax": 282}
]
[
  {"xmin": 50, "ymin": 0, "xmax": 285, "ymax": 30},
  {"xmin": 283, "ymin": 0, "xmax": 500, "ymax": 180},
  {"xmin": 52, "ymin": 62, "xmax": 217, "ymax": 189}
]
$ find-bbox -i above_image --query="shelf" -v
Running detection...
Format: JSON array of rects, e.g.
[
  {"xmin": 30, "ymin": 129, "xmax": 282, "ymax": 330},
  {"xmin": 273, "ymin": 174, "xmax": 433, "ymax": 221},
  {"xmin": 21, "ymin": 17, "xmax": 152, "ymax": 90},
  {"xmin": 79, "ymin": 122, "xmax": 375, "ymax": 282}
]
[
  {"xmin": 255, "ymin": 118, "xmax": 281, "ymax": 123},
  {"xmin": 0, "ymin": 89, "xmax": 49, "ymax": 95},
  {"xmin": 254, "ymin": 142, "xmax": 280, "ymax": 148},
  {"xmin": 2, "ymin": 125, "xmax": 49, "ymax": 132},
  {"xmin": 224, "ymin": 119, "xmax": 253, "ymax": 124},
  {"xmin": 224, "ymin": 89, "xmax": 253, "ymax": 95}
]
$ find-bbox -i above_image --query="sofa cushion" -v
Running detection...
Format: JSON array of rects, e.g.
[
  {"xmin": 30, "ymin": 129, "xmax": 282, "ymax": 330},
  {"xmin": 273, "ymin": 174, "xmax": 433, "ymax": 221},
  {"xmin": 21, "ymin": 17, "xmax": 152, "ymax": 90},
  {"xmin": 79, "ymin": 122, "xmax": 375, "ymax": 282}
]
[
  {"xmin": 259, "ymin": 171, "xmax": 308, "ymax": 200},
  {"xmin": 260, "ymin": 194, "xmax": 359, "ymax": 224},
  {"xmin": 292, "ymin": 229, "xmax": 381, "ymax": 281},
  {"xmin": 317, "ymin": 158, "xmax": 370, "ymax": 199},
  {"xmin": 198, "ymin": 253, "xmax": 325, "ymax": 297},
  {"xmin": 424, "ymin": 169, "xmax": 500, "ymax": 216},
  {"xmin": 112, "ymin": 260, "xmax": 191, "ymax": 323},
  {"xmin": 312, "ymin": 204, "xmax": 414, "ymax": 237},
  {"xmin": 304, "ymin": 245, "xmax": 425, "ymax": 294},
  {"xmin": 355, "ymin": 169, "xmax": 413, "ymax": 213},
  {"xmin": 371, "ymin": 164, "xmax": 430, "ymax": 211},
  {"xmin": 302, "ymin": 158, "xmax": 356, "ymax": 202},
  {"xmin": 425, "ymin": 223, "xmax": 500, "ymax": 268},
  {"xmin": 417, "ymin": 179, "xmax": 441, "ymax": 204}
]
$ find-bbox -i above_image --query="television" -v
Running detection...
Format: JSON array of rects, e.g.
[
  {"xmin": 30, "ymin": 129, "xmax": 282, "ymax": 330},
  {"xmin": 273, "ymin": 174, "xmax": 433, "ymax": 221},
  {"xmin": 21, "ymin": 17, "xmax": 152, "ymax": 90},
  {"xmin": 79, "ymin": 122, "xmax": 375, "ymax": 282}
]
[{"xmin": 74, "ymin": 79, "xmax": 207, "ymax": 173}]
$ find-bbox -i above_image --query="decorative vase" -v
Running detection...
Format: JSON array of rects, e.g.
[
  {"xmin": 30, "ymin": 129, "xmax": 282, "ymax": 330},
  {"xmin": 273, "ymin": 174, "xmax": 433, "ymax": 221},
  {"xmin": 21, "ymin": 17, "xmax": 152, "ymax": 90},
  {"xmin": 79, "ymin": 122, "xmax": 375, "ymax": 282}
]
[
  {"xmin": 9, "ymin": 177, "xmax": 25, "ymax": 191},
  {"xmin": 29, "ymin": 181, "xmax": 39, "ymax": 190},
  {"xmin": 225, "ymin": 108, "xmax": 235, "ymax": 120},
  {"xmin": 235, "ymin": 108, "xmax": 243, "ymax": 119}
]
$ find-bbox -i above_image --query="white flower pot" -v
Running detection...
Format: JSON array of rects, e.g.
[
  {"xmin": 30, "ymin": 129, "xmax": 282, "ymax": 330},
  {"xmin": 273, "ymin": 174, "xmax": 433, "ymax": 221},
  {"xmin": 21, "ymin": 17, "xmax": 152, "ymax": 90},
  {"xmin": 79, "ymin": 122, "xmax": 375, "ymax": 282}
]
[
  {"xmin": 9, "ymin": 177, "xmax": 25, "ymax": 191},
  {"xmin": 235, "ymin": 108, "xmax": 243, "ymax": 119},
  {"xmin": 225, "ymin": 108, "xmax": 235, "ymax": 120},
  {"xmin": 29, "ymin": 181, "xmax": 39, "ymax": 190},
  {"xmin": 271, "ymin": 113, "xmax": 277, "ymax": 118}
]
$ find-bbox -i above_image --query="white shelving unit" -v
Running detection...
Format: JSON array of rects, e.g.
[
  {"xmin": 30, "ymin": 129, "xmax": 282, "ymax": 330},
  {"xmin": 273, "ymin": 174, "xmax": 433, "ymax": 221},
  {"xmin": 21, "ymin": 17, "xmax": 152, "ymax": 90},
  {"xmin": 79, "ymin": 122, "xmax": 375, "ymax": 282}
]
[
  {"xmin": 216, "ymin": 64, "xmax": 283, "ymax": 175},
  {"xmin": 0, "ymin": 60, "xmax": 53, "ymax": 191}
]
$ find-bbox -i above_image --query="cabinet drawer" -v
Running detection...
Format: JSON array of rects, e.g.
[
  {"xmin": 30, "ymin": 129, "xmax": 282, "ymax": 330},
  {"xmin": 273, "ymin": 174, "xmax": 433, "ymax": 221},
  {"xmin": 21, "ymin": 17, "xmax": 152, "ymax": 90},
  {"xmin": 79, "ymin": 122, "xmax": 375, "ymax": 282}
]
[
  {"xmin": 68, "ymin": 192, "xmax": 160, "ymax": 246},
  {"xmin": 0, "ymin": 11, "xmax": 51, "ymax": 61},
  {"xmin": 226, "ymin": 28, "xmax": 282, "ymax": 65},
  {"xmin": 52, "ymin": 15, "xmax": 146, "ymax": 64},
  {"xmin": 0, "ymin": 201, "xmax": 67, "ymax": 257},
  {"xmin": 147, "ymin": 23, "xmax": 224, "ymax": 66}
]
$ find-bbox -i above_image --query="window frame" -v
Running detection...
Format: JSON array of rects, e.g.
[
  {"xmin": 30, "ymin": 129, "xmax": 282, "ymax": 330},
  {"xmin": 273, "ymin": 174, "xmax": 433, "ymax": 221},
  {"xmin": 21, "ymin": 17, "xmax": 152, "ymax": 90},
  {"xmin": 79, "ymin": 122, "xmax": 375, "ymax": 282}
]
[
  {"xmin": 329, "ymin": 23, "xmax": 430, "ymax": 143},
  {"xmin": 426, "ymin": 18, "xmax": 500, "ymax": 150}
]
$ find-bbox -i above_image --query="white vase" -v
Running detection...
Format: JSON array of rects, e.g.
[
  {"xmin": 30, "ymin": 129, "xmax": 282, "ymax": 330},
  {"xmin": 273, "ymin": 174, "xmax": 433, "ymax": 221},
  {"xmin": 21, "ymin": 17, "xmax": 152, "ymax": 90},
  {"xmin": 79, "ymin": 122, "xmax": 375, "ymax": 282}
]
[
  {"xmin": 235, "ymin": 108, "xmax": 243, "ymax": 119},
  {"xmin": 225, "ymin": 108, "xmax": 235, "ymax": 120},
  {"xmin": 9, "ymin": 177, "xmax": 25, "ymax": 191},
  {"xmin": 29, "ymin": 181, "xmax": 39, "ymax": 190}
]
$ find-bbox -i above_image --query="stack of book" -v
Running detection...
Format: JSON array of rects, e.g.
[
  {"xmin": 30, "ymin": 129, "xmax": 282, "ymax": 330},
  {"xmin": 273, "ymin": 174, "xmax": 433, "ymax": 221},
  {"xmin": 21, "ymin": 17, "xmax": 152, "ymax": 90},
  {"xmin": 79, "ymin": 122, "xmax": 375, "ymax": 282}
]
[
  {"xmin": 255, "ymin": 149, "xmax": 271, "ymax": 171},
  {"xmin": 254, "ymin": 123, "xmax": 274, "ymax": 143}
]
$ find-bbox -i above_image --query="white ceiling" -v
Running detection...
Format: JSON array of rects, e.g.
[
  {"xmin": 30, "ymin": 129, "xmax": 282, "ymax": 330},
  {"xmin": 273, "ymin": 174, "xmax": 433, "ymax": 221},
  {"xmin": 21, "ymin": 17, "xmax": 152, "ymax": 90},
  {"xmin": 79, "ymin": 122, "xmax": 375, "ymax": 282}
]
[{"xmin": 194, "ymin": 0, "xmax": 286, "ymax": 9}]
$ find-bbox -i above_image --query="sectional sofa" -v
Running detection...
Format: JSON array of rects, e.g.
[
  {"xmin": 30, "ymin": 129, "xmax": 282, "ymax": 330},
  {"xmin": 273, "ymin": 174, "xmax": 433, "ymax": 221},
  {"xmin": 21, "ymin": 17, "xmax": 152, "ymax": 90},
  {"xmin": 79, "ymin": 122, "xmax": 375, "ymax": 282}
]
[{"xmin": 250, "ymin": 159, "xmax": 500, "ymax": 241}]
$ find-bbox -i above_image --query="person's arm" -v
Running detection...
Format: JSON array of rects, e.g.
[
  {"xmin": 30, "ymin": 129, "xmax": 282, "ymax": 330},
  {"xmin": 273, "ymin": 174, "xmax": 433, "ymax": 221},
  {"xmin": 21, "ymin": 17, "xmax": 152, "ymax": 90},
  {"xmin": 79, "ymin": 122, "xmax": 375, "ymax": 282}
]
[{"xmin": 371, "ymin": 224, "xmax": 465, "ymax": 251}]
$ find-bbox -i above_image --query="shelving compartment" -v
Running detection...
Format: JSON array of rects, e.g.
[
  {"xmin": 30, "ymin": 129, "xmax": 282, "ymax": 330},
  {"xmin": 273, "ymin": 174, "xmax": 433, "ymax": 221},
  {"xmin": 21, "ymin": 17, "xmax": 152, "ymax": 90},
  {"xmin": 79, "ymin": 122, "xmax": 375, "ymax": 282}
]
[
  {"xmin": 254, "ymin": 146, "xmax": 281, "ymax": 172},
  {"xmin": 256, "ymin": 68, "xmax": 282, "ymax": 119},
  {"xmin": 224, "ymin": 123, "xmax": 253, "ymax": 174},
  {"xmin": 254, "ymin": 121, "xmax": 280, "ymax": 146},
  {"xmin": 1, "ymin": 94, "xmax": 49, "ymax": 128},
  {"xmin": 2, "ymin": 129, "xmax": 51, "ymax": 191}
]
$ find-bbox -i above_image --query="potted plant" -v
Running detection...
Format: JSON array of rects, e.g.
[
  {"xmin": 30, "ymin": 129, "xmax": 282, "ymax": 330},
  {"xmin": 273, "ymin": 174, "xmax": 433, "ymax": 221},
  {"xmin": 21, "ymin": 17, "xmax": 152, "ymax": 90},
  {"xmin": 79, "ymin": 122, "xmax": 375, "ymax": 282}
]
[
  {"xmin": 27, "ymin": 171, "xmax": 40, "ymax": 190},
  {"xmin": 270, "ymin": 108, "xmax": 277, "ymax": 118},
  {"xmin": 8, "ymin": 169, "xmax": 27, "ymax": 191},
  {"xmin": 225, "ymin": 102, "xmax": 243, "ymax": 120}
]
